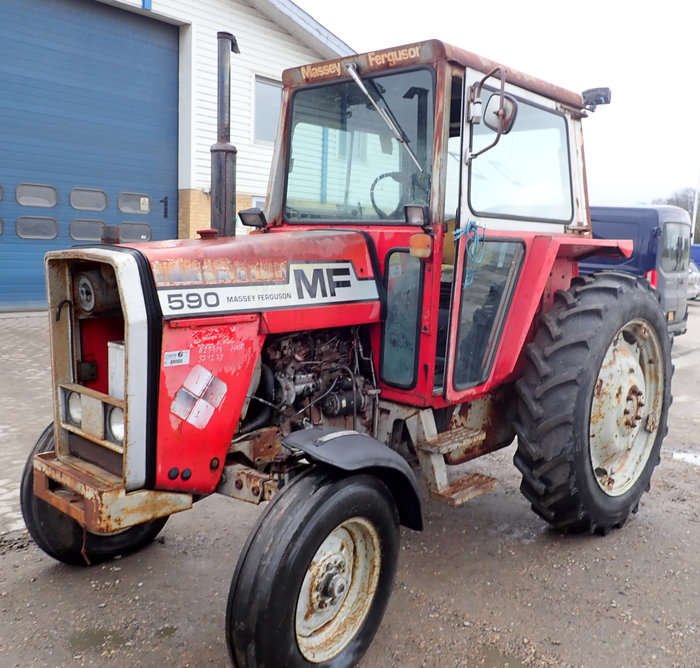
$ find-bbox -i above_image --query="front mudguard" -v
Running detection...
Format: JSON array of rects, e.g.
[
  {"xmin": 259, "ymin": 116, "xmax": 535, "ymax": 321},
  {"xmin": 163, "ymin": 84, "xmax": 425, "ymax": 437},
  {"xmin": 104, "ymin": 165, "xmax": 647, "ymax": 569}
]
[{"xmin": 283, "ymin": 426, "xmax": 423, "ymax": 530}]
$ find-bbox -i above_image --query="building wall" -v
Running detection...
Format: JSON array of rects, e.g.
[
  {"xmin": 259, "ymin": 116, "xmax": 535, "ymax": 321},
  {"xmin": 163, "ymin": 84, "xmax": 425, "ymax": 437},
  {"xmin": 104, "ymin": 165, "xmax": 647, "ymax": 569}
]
[
  {"xmin": 102, "ymin": 0, "xmax": 338, "ymax": 237},
  {"xmin": 0, "ymin": 0, "xmax": 181, "ymax": 309}
]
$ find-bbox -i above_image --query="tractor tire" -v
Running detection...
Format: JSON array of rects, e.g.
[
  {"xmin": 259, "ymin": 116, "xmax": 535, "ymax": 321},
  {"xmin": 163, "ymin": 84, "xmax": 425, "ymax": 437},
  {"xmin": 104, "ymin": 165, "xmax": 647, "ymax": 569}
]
[
  {"xmin": 513, "ymin": 271, "xmax": 672, "ymax": 534},
  {"xmin": 20, "ymin": 423, "xmax": 168, "ymax": 566},
  {"xmin": 226, "ymin": 467, "xmax": 399, "ymax": 667}
]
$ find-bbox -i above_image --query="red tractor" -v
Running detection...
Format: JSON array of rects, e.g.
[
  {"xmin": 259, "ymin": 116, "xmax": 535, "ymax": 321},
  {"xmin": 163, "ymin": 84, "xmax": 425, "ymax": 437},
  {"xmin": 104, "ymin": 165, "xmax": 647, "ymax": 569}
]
[{"xmin": 21, "ymin": 38, "xmax": 671, "ymax": 667}]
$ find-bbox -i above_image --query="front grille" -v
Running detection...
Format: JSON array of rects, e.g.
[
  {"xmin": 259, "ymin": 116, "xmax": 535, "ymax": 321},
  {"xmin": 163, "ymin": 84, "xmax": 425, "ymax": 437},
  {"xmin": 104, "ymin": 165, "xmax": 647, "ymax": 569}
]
[{"xmin": 68, "ymin": 432, "xmax": 123, "ymax": 477}]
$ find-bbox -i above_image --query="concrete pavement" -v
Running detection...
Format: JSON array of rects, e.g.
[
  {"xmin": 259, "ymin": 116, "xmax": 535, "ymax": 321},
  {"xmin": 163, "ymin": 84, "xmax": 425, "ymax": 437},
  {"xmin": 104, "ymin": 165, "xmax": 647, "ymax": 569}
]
[{"xmin": 0, "ymin": 311, "xmax": 53, "ymax": 535}]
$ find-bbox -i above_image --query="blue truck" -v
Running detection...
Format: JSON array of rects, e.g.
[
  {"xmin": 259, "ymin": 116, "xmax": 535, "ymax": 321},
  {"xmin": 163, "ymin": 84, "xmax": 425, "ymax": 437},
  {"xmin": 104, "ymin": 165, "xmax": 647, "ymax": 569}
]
[
  {"xmin": 691, "ymin": 243, "xmax": 700, "ymax": 264},
  {"xmin": 580, "ymin": 205, "xmax": 692, "ymax": 336}
]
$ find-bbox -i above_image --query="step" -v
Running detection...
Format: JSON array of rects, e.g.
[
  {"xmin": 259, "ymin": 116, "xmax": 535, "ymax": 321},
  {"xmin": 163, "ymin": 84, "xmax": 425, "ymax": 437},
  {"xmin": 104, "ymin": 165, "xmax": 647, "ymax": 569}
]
[
  {"xmin": 428, "ymin": 472, "xmax": 498, "ymax": 507},
  {"xmin": 416, "ymin": 425, "xmax": 486, "ymax": 455}
]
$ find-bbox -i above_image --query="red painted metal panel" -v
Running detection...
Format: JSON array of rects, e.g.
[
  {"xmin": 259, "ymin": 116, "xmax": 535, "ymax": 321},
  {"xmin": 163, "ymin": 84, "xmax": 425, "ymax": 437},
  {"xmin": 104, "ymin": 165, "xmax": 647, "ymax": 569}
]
[
  {"xmin": 261, "ymin": 302, "xmax": 381, "ymax": 333},
  {"xmin": 154, "ymin": 318, "xmax": 264, "ymax": 493},
  {"xmin": 137, "ymin": 229, "xmax": 378, "ymax": 285},
  {"xmin": 78, "ymin": 316, "xmax": 124, "ymax": 395},
  {"xmin": 134, "ymin": 229, "xmax": 382, "ymax": 322}
]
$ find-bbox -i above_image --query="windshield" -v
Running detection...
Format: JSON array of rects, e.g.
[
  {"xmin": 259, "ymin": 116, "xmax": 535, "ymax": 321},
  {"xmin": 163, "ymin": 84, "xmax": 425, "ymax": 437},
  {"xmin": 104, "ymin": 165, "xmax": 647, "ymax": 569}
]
[{"xmin": 285, "ymin": 68, "xmax": 434, "ymax": 222}]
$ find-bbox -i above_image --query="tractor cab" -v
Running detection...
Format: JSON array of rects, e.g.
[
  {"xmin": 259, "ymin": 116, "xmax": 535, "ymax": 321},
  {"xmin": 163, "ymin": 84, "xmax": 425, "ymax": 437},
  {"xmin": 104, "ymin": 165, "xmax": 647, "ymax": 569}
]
[{"xmin": 254, "ymin": 41, "xmax": 619, "ymax": 408}]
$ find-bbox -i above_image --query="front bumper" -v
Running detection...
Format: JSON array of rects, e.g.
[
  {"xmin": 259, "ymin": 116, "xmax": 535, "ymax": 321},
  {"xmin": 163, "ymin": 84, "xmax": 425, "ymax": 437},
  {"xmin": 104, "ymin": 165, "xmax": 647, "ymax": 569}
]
[{"xmin": 33, "ymin": 451, "xmax": 192, "ymax": 533}]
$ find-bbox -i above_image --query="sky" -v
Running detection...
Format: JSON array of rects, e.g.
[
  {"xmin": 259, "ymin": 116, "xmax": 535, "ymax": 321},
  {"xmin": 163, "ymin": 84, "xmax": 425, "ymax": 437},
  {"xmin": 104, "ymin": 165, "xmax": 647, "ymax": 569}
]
[{"xmin": 294, "ymin": 0, "xmax": 700, "ymax": 208}]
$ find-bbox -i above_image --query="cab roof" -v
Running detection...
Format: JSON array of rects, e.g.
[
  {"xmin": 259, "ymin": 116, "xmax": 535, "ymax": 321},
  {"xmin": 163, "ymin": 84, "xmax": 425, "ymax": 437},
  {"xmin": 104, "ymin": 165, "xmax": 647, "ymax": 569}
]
[{"xmin": 283, "ymin": 39, "xmax": 584, "ymax": 110}]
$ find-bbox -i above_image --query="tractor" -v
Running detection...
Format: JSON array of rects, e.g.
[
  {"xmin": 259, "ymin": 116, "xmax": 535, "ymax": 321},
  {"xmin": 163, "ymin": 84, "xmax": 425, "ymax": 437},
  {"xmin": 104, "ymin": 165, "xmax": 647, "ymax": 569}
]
[{"xmin": 21, "ymin": 37, "xmax": 671, "ymax": 667}]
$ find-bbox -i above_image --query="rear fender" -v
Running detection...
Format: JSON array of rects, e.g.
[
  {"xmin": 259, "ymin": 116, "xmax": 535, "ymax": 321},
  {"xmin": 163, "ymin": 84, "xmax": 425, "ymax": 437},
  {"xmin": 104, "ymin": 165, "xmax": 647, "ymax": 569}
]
[
  {"xmin": 283, "ymin": 427, "xmax": 423, "ymax": 530},
  {"xmin": 442, "ymin": 233, "xmax": 634, "ymax": 404}
]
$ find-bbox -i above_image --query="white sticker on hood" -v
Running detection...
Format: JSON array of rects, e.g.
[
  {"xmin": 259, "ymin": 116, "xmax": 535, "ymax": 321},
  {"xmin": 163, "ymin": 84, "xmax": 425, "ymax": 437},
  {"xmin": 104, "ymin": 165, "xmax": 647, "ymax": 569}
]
[{"xmin": 164, "ymin": 350, "xmax": 190, "ymax": 367}]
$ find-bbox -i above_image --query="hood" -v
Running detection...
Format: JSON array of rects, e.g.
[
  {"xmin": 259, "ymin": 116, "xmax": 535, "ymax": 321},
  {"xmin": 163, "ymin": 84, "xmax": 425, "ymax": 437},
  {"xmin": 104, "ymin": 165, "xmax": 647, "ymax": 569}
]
[{"xmin": 131, "ymin": 229, "xmax": 381, "ymax": 320}]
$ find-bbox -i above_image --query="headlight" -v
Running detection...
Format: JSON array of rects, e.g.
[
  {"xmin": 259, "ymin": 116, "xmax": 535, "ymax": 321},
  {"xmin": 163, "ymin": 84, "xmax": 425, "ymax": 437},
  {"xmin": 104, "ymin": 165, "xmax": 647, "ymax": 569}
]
[
  {"xmin": 66, "ymin": 391, "xmax": 82, "ymax": 425},
  {"xmin": 107, "ymin": 405, "xmax": 125, "ymax": 443}
]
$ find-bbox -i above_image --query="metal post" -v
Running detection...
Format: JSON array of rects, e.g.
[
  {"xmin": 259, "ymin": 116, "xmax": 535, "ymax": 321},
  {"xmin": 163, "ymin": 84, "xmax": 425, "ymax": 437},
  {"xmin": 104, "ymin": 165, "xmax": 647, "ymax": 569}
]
[{"xmin": 210, "ymin": 32, "xmax": 240, "ymax": 237}]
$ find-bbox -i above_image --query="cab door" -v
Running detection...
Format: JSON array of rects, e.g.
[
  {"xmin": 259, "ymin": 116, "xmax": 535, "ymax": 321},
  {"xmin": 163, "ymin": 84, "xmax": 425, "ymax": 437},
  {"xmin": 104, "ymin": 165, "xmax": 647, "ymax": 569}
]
[
  {"xmin": 442, "ymin": 231, "xmax": 524, "ymax": 401},
  {"xmin": 441, "ymin": 69, "xmax": 527, "ymax": 401}
]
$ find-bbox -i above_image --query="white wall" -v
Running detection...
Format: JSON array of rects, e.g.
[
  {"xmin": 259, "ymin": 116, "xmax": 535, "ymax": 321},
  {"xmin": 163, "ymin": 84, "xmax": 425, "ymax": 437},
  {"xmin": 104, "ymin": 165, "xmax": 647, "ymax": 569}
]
[{"xmin": 98, "ymin": 0, "xmax": 342, "ymax": 200}]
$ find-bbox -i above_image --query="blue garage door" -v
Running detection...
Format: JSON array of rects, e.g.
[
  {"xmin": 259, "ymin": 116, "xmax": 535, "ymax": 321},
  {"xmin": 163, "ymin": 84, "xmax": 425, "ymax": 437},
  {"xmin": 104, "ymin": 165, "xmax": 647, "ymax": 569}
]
[{"xmin": 0, "ymin": 0, "xmax": 178, "ymax": 310}]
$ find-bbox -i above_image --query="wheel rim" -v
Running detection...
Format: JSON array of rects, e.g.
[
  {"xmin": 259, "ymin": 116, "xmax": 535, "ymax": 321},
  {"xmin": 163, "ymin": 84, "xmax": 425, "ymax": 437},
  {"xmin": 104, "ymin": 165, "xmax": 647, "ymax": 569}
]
[
  {"xmin": 589, "ymin": 319, "xmax": 665, "ymax": 497},
  {"xmin": 295, "ymin": 516, "xmax": 381, "ymax": 663}
]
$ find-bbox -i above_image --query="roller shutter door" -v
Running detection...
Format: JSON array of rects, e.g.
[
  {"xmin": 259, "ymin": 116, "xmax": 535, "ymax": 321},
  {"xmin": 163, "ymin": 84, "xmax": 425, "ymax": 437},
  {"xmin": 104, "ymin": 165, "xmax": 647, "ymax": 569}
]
[{"xmin": 0, "ymin": 0, "xmax": 178, "ymax": 310}]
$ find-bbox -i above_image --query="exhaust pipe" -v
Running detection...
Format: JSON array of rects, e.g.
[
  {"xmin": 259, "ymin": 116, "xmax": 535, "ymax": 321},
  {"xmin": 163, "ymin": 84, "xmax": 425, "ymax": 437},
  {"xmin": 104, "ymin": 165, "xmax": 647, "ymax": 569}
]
[{"xmin": 210, "ymin": 31, "xmax": 240, "ymax": 237}]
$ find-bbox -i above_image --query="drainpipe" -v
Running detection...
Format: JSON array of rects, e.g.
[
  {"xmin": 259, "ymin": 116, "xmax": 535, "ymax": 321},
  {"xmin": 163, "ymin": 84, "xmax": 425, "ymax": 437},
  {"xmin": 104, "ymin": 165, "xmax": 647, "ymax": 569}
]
[{"xmin": 210, "ymin": 31, "xmax": 240, "ymax": 237}]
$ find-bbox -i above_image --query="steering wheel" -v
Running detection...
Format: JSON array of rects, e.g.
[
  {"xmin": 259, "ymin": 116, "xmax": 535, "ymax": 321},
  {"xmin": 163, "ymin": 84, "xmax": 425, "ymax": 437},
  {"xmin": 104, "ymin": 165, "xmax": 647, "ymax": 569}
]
[{"xmin": 370, "ymin": 172, "xmax": 406, "ymax": 219}]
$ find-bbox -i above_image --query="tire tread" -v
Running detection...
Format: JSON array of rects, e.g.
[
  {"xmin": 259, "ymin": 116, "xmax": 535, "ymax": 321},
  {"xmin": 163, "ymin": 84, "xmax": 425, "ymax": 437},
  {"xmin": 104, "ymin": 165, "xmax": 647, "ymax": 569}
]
[{"xmin": 513, "ymin": 271, "xmax": 672, "ymax": 534}]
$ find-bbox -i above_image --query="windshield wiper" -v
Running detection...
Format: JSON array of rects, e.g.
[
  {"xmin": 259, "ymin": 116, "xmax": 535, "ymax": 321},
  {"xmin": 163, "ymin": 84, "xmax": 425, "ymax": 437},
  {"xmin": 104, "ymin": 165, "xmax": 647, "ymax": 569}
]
[{"xmin": 345, "ymin": 63, "xmax": 423, "ymax": 172}]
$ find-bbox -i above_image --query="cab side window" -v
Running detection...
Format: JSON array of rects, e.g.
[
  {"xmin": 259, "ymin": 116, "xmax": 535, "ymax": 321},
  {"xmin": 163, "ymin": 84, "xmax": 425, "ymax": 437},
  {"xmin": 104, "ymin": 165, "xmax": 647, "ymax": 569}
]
[
  {"xmin": 469, "ymin": 95, "xmax": 572, "ymax": 223},
  {"xmin": 381, "ymin": 251, "xmax": 422, "ymax": 388},
  {"xmin": 660, "ymin": 223, "xmax": 690, "ymax": 273}
]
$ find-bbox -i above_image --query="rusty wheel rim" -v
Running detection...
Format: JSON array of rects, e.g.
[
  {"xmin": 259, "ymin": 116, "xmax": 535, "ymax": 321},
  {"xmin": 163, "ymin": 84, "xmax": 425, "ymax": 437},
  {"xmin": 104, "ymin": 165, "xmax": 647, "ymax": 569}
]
[
  {"xmin": 589, "ymin": 319, "xmax": 664, "ymax": 497},
  {"xmin": 295, "ymin": 517, "xmax": 381, "ymax": 662}
]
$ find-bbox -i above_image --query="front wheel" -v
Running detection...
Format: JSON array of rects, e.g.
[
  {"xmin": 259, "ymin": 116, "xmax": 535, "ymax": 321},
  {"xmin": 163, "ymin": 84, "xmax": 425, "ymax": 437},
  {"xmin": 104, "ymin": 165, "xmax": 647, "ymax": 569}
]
[
  {"xmin": 20, "ymin": 423, "xmax": 168, "ymax": 565},
  {"xmin": 226, "ymin": 468, "xmax": 400, "ymax": 667},
  {"xmin": 513, "ymin": 272, "xmax": 672, "ymax": 534}
]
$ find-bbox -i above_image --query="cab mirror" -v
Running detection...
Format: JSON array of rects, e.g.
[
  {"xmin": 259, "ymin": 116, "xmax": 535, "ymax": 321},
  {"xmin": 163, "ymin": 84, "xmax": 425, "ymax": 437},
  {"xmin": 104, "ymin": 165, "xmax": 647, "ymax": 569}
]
[
  {"xmin": 404, "ymin": 204, "xmax": 429, "ymax": 228},
  {"xmin": 466, "ymin": 67, "xmax": 518, "ymax": 164},
  {"xmin": 483, "ymin": 93, "xmax": 517, "ymax": 134}
]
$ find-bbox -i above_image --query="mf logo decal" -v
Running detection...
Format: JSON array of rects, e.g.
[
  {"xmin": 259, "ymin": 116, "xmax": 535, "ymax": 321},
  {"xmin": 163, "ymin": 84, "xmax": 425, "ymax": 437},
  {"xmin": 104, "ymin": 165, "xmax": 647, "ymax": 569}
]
[
  {"xmin": 294, "ymin": 266, "xmax": 351, "ymax": 299},
  {"xmin": 158, "ymin": 261, "xmax": 378, "ymax": 318}
]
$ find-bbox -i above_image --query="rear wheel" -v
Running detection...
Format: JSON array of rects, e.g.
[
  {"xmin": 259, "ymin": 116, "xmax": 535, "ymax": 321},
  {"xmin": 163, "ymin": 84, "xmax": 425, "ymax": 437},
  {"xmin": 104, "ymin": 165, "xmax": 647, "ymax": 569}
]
[
  {"xmin": 226, "ymin": 468, "xmax": 399, "ymax": 667},
  {"xmin": 513, "ymin": 272, "xmax": 672, "ymax": 533},
  {"xmin": 20, "ymin": 423, "xmax": 168, "ymax": 565}
]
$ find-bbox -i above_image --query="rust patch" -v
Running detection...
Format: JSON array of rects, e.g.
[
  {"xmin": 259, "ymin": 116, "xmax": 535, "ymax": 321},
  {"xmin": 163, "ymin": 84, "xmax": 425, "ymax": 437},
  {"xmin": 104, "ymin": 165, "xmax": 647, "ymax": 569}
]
[
  {"xmin": 636, "ymin": 324, "xmax": 650, "ymax": 340},
  {"xmin": 623, "ymin": 385, "xmax": 644, "ymax": 429},
  {"xmin": 444, "ymin": 437, "xmax": 510, "ymax": 466},
  {"xmin": 216, "ymin": 463, "xmax": 278, "ymax": 504},
  {"xmin": 152, "ymin": 256, "xmax": 288, "ymax": 287},
  {"xmin": 595, "ymin": 467, "xmax": 615, "ymax": 491},
  {"xmin": 32, "ymin": 452, "xmax": 192, "ymax": 533},
  {"xmin": 253, "ymin": 427, "xmax": 284, "ymax": 466},
  {"xmin": 645, "ymin": 414, "xmax": 659, "ymax": 432},
  {"xmin": 594, "ymin": 378, "xmax": 603, "ymax": 398},
  {"xmin": 428, "ymin": 473, "xmax": 498, "ymax": 506},
  {"xmin": 447, "ymin": 390, "xmax": 516, "ymax": 462}
]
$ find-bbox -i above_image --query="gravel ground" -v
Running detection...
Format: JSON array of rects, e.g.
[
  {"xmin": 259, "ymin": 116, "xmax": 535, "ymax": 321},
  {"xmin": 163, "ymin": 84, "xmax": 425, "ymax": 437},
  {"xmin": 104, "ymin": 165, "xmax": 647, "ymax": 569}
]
[{"xmin": 1, "ymin": 305, "xmax": 699, "ymax": 667}]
